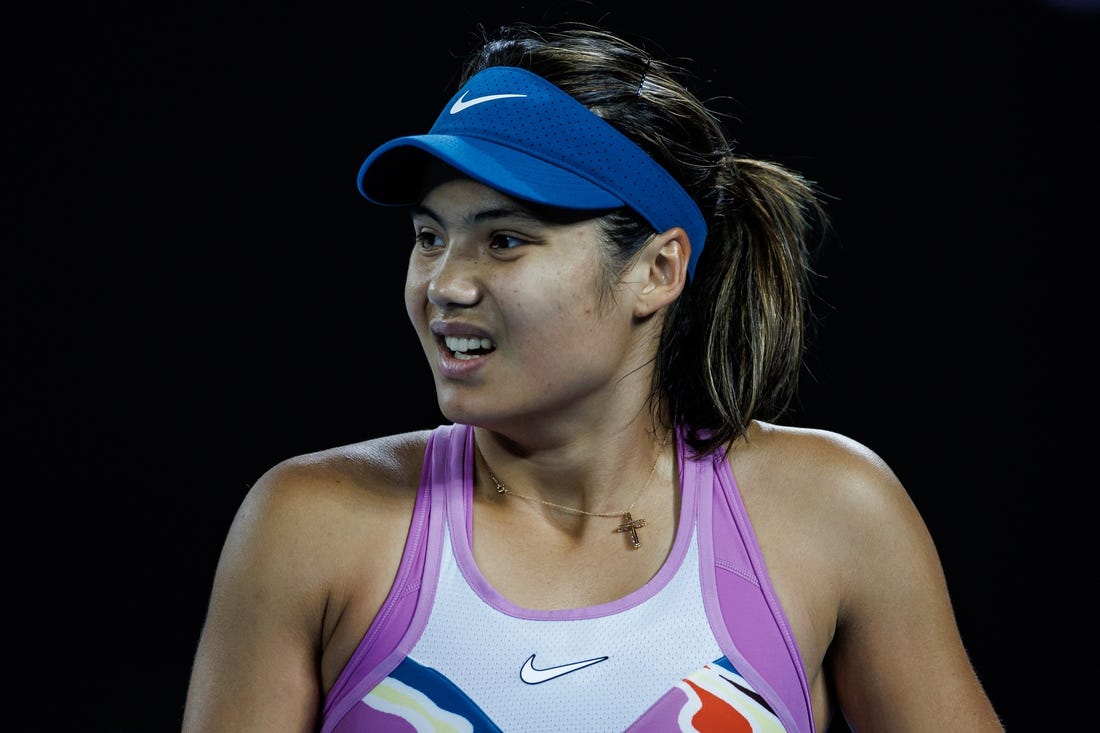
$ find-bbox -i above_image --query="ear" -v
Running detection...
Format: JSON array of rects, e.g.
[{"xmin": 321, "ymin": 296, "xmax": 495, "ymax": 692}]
[{"xmin": 633, "ymin": 227, "xmax": 690, "ymax": 318}]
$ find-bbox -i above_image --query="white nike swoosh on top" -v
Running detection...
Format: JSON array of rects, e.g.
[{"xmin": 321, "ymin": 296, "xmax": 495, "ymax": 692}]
[
  {"xmin": 449, "ymin": 90, "xmax": 527, "ymax": 114},
  {"xmin": 519, "ymin": 653, "xmax": 609, "ymax": 684}
]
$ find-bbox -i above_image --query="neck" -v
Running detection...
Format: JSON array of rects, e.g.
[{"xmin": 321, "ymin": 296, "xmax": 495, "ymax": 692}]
[{"xmin": 474, "ymin": 422, "xmax": 674, "ymax": 517}]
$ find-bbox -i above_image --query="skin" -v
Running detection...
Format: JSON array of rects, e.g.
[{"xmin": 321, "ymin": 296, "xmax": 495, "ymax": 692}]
[{"xmin": 182, "ymin": 171, "xmax": 1003, "ymax": 732}]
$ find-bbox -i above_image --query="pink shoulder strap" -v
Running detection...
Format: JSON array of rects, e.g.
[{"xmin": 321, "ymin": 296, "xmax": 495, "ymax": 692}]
[{"xmin": 687, "ymin": 429, "xmax": 815, "ymax": 733}]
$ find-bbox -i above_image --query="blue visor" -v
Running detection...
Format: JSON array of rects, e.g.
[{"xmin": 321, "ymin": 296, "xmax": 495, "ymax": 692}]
[{"xmin": 357, "ymin": 66, "xmax": 707, "ymax": 279}]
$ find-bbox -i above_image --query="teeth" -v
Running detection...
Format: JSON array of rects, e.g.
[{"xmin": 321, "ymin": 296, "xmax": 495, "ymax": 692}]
[{"xmin": 444, "ymin": 336, "xmax": 495, "ymax": 358}]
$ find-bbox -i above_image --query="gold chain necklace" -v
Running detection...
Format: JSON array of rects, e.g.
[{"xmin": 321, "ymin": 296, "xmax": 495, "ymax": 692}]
[{"xmin": 485, "ymin": 430, "xmax": 671, "ymax": 549}]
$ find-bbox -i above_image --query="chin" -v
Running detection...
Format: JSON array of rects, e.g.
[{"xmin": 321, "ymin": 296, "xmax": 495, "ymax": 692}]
[{"xmin": 432, "ymin": 385, "xmax": 479, "ymax": 426}]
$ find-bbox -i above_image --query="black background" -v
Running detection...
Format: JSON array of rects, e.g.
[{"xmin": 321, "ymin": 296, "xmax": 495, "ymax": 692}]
[{"xmin": 12, "ymin": 0, "xmax": 1096, "ymax": 730}]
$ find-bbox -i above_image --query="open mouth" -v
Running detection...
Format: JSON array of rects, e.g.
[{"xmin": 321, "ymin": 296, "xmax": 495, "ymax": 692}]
[{"xmin": 442, "ymin": 335, "xmax": 496, "ymax": 361}]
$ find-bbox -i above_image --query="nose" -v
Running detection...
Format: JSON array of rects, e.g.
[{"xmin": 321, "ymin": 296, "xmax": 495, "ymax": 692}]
[{"xmin": 425, "ymin": 246, "xmax": 483, "ymax": 309}]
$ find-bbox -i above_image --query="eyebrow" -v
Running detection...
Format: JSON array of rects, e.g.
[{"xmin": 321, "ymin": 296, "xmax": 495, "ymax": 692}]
[{"xmin": 411, "ymin": 203, "xmax": 545, "ymax": 228}]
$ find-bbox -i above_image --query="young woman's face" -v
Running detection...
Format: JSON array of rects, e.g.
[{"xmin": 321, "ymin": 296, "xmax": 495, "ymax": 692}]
[{"xmin": 405, "ymin": 169, "xmax": 649, "ymax": 433}]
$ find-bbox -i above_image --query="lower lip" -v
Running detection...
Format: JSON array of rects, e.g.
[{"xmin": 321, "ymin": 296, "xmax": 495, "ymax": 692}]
[{"xmin": 436, "ymin": 347, "xmax": 491, "ymax": 379}]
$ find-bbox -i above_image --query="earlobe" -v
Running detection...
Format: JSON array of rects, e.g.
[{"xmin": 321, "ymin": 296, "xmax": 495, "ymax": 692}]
[{"xmin": 634, "ymin": 227, "xmax": 690, "ymax": 317}]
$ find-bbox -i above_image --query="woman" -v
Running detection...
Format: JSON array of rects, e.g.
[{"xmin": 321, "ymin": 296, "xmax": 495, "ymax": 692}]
[{"xmin": 183, "ymin": 22, "xmax": 1003, "ymax": 732}]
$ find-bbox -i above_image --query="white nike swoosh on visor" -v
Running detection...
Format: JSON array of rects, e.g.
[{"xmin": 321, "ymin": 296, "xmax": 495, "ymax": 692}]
[
  {"xmin": 519, "ymin": 653, "xmax": 609, "ymax": 684},
  {"xmin": 449, "ymin": 90, "xmax": 527, "ymax": 114}
]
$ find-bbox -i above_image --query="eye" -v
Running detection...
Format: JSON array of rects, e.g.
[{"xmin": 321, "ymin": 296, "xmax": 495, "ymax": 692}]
[
  {"xmin": 414, "ymin": 230, "xmax": 444, "ymax": 251},
  {"xmin": 488, "ymin": 233, "xmax": 526, "ymax": 250}
]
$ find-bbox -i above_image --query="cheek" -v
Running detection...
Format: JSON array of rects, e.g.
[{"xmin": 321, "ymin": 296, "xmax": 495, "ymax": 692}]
[
  {"xmin": 404, "ymin": 268, "xmax": 432, "ymax": 339},
  {"xmin": 507, "ymin": 276, "xmax": 608, "ymax": 358}
]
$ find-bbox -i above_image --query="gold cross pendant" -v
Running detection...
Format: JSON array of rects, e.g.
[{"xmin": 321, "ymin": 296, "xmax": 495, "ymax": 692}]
[{"xmin": 615, "ymin": 512, "xmax": 647, "ymax": 548}]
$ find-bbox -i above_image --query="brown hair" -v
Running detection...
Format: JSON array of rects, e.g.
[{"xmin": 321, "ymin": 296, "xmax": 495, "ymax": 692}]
[{"xmin": 461, "ymin": 22, "xmax": 830, "ymax": 455}]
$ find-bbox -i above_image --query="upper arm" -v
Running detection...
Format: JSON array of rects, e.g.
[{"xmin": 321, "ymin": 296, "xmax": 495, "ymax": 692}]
[
  {"xmin": 182, "ymin": 464, "xmax": 331, "ymax": 733},
  {"xmin": 823, "ymin": 440, "xmax": 1003, "ymax": 732},
  {"xmin": 181, "ymin": 433, "xmax": 428, "ymax": 733}
]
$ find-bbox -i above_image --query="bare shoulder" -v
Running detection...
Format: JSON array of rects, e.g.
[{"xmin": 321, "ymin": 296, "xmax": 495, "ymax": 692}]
[
  {"xmin": 184, "ymin": 430, "xmax": 435, "ymax": 731},
  {"xmin": 215, "ymin": 428, "xmax": 433, "ymax": 608},
  {"xmin": 736, "ymin": 420, "xmax": 897, "ymax": 479},
  {"xmin": 728, "ymin": 423, "xmax": 1003, "ymax": 731},
  {"xmin": 238, "ymin": 432, "xmax": 434, "ymax": 629},
  {"xmin": 239, "ymin": 429, "xmax": 433, "ymax": 602},
  {"xmin": 731, "ymin": 421, "xmax": 912, "ymax": 538},
  {"xmin": 253, "ymin": 429, "xmax": 433, "ymax": 510},
  {"xmin": 264, "ymin": 429, "xmax": 433, "ymax": 486},
  {"xmin": 232, "ymin": 430, "xmax": 431, "ymax": 547},
  {"xmin": 732, "ymin": 420, "xmax": 941, "ymax": 593},
  {"xmin": 725, "ymin": 422, "xmax": 925, "ymax": 668}
]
